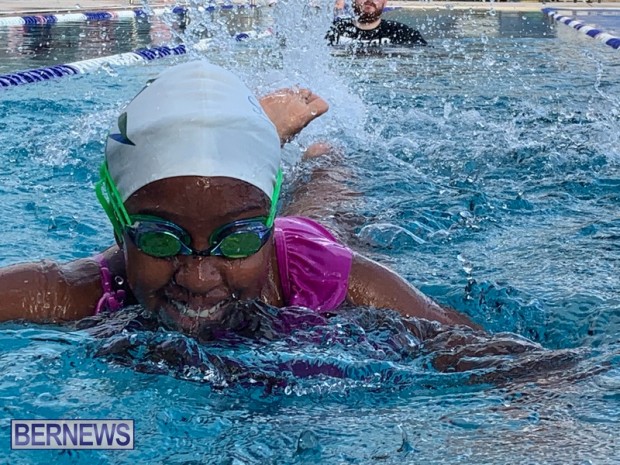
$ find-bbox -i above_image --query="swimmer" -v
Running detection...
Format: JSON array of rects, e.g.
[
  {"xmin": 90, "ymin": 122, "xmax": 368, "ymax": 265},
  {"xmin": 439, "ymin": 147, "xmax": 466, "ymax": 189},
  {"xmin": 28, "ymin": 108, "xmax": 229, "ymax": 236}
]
[
  {"xmin": 326, "ymin": 0, "xmax": 427, "ymax": 47},
  {"xmin": 0, "ymin": 60, "xmax": 475, "ymax": 337}
]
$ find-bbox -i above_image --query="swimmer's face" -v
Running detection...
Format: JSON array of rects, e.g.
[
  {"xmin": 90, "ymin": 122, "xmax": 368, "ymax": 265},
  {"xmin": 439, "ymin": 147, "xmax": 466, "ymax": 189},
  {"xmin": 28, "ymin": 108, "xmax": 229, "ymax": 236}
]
[
  {"xmin": 123, "ymin": 176, "xmax": 276, "ymax": 335},
  {"xmin": 353, "ymin": 0, "xmax": 386, "ymax": 22}
]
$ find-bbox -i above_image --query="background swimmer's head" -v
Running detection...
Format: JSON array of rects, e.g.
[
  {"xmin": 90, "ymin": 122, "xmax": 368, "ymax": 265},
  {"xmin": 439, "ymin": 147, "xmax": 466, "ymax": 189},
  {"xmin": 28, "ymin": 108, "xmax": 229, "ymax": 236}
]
[{"xmin": 104, "ymin": 60, "xmax": 281, "ymax": 203}]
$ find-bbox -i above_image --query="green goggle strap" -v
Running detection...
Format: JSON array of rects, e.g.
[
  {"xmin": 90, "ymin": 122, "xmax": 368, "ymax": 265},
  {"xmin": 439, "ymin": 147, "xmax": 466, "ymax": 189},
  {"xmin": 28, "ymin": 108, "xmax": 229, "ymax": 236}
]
[
  {"xmin": 96, "ymin": 164, "xmax": 283, "ymax": 236},
  {"xmin": 266, "ymin": 168, "xmax": 283, "ymax": 228},
  {"xmin": 95, "ymin": 162, "xmax": 132, "ymax": 239}
]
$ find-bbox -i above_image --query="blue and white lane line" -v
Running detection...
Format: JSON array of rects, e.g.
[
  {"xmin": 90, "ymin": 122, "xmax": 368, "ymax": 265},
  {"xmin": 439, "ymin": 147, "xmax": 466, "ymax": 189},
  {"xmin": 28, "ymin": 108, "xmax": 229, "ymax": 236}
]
[
  {"xmin": 0, "ymin": 7, "xmax": 187, "ymax": 26},
  {"xmin": 0, "ymin": 40, "xmax": 208, "ymax": 88},
  {"xmin": 0, "ymin": 27, "xmax": 273, "ymax": 88},
  {"xmin": 543, "ymin": 8, "xmax": 620, "ymax": 50},
  {"xmin": 0, "ymin": 4, "xmax": 261, "ymax": 27}
]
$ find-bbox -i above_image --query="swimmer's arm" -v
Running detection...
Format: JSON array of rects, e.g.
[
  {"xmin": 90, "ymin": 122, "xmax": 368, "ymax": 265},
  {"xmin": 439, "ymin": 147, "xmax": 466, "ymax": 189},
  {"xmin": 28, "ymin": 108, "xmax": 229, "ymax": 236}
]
[
  {"xmin": 346, "ymin": 253, "xmax": 480, "ymax": 329},
  {"xmin": 0, "ymin": 247, "xmax": 123, "ymax": 323}
]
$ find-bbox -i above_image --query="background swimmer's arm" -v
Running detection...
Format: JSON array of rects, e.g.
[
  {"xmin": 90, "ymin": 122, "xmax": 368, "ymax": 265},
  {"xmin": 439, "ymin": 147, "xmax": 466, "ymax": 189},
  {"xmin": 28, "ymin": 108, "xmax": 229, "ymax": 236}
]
[
  {"xmin": 346, "ymin": 253, "xmax": 480, "ymax": 329},
  {"xmin": 259, "ymin": 88, "xmax": 329, "ymax": 146},
  {"xmin": 0, "ymin": 247, "xmax": 124, "ymax": 323}
]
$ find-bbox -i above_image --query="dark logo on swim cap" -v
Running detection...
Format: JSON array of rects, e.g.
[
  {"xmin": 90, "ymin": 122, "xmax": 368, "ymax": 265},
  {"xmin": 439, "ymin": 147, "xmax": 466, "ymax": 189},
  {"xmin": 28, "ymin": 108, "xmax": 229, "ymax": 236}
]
[
  {"xmin": 107, "ymin": 77, "xmax": 158, "ymax": 146},
  {"xmin": 108, "ymin": 112, "xmax": 135, "ymax": 146}
]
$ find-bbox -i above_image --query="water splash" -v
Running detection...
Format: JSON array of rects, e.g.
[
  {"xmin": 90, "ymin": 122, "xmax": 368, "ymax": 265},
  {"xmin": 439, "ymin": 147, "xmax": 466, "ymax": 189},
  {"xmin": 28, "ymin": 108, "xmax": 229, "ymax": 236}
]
[{"xmin": 76, "ymin": 301, "xmax": 591, "ymax": 396}]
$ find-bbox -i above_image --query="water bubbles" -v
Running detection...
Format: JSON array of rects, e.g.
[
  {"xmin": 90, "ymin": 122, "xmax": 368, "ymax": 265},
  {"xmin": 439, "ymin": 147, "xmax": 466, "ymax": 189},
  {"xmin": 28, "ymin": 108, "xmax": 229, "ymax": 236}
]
[
  {"xmin": 36, "ymin": 392, "xmax": 56, "ymax": 403},
  {"xmin": 457, "ymin": 253, "xmax": 474, "ymax": 275},
  {"xmin": 296, "ymin": 430, "xmax": 320, "ymax": 452},
  {"xmin": 396, "ymin": 425, "xmax": 415, "ymax": 454},
  {"xmin": 443, "ymin": 101, "xmax": 453, "ymax": 120},
  {"xmin": 358, "ymin": 223, "xmax": 426, "ymax": 250},
  {"xmin": 100, "ymin": 62, "xmax": 118, "ymax": 77}
]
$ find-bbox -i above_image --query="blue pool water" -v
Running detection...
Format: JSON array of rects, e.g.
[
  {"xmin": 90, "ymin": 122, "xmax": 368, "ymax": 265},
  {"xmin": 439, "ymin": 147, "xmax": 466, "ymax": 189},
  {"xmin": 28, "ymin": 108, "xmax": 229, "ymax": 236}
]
[
  {"xmin": 0, "ymin": 14, "xmax": 179, "ymax": 73},
  {"xmin": 1, "ymin": 2, "xmax": 620, "ymax": 463}
]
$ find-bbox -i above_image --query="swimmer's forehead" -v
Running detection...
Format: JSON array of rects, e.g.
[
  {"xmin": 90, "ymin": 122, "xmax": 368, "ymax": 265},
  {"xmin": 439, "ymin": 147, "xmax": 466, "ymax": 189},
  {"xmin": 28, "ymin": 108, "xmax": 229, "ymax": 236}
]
[{"xmin": 124, "ymin": 176, "xmax": 270, "ymax": 222}]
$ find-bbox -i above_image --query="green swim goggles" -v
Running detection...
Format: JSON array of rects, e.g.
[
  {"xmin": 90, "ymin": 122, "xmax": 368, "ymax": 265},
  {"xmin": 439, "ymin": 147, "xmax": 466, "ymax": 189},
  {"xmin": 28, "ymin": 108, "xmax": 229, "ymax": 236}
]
[{"xmin": 95, "ymin": 163, "xmax": 283, "ymax": 259}]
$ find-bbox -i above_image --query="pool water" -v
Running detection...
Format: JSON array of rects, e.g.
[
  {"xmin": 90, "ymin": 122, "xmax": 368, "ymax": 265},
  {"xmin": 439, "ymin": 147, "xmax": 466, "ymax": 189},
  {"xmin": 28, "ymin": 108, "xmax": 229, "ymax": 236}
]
[
  {"xmin": 0, "ymin": 14, "xmax": 178, "ymax": 73},
  {"xmin": 0, "ymin": 6, "xmax": 269, "ymax": 73},
  {"xmin": 1, "ymin": 2, "xmax": 620, "ymax": 463}
]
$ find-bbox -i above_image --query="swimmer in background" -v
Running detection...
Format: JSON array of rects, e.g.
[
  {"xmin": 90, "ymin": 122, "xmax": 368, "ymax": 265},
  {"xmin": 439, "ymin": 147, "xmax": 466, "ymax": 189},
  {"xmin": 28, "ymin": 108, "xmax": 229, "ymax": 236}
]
[
  {"xmin": 326, "ymin": 0, "xmax": 427, "ymax": 47},
  {"xmin": 0, "ymin": 60, "xmax": 474, "ymax": 338}
]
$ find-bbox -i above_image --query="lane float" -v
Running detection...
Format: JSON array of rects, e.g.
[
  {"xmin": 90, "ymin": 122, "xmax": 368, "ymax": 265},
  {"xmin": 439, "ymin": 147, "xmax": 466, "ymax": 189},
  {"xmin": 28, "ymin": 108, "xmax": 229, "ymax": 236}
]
[{"xmin": 543, "ymin": 8, "xmax": 620, "ymax": 50}]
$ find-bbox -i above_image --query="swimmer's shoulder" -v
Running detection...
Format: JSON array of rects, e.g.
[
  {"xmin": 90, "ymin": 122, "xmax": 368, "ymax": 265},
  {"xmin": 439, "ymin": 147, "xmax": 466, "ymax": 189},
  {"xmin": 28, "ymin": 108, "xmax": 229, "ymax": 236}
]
[
  {"xmin": 0, "ymin": 252, "xmax": 119, "ymax": 323},
  {"xmin": 60, "ymin": 248, "xmax": 125, "ymax": 319},
  {"xmin": 53, "ymin": 246, "xmax": 131, "ymax": 320}
]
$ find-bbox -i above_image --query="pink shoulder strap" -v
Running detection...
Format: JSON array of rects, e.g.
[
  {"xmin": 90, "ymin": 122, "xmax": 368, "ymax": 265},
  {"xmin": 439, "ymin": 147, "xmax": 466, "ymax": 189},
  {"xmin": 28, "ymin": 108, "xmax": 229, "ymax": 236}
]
[{"xmin": 94, "ymin": 255, "xmax": 126, "ymax": 315}]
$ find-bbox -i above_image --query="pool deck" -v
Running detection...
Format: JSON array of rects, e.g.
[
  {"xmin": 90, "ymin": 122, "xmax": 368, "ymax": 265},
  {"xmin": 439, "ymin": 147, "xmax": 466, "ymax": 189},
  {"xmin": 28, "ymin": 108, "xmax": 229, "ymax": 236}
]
[{"xmin": 1, "ymin": 0, "xmax": 619, "ymax": 16}]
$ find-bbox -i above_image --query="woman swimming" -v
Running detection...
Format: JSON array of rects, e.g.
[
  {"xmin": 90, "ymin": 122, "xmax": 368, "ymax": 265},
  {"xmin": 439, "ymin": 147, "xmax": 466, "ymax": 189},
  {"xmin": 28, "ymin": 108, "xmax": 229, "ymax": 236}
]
[{"xmin": 0, "ymin": 60, "xmax": 476, "ymax": 337}]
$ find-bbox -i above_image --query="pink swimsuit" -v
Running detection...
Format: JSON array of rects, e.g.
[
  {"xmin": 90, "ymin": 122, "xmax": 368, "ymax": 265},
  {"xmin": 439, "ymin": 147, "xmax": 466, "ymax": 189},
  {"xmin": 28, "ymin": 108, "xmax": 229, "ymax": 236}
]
[
  {"xmin": 274, "ymin": 216, "xmax": 352, "ymax": 312},
  {"xmin": 96, "ymin": 216, "xmax": 352, "ymax": 314}
]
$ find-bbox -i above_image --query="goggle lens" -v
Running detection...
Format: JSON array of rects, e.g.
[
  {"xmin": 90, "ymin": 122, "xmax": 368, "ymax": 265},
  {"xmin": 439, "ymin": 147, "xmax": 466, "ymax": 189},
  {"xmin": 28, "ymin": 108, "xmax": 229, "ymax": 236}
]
[
  {"xmin": 97, "ymin": 162, "xmax": 283, "ymax": 259},
  {"xmin": 218, "ymin": 232, "xmax": 263, "ymax": 258},
  {"xmin": 137, "ymin": 231, "xmax": 183, "ymax": 258},
  {"xmin": 127, "ymin": 217, "xmax": 271, "ymax": 259}
]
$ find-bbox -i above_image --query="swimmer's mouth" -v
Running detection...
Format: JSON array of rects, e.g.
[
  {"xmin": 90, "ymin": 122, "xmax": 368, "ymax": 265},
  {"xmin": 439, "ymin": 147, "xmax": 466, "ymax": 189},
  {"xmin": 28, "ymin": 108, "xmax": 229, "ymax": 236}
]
[{"xmin": 168, "ymin": 299, "xmax": 230, "ymax": 320}]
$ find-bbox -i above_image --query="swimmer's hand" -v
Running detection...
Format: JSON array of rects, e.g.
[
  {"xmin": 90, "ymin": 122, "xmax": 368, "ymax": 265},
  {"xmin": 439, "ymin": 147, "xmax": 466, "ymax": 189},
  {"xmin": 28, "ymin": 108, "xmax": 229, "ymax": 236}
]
[{"xmin": 259, "ymin": 88, "xmax": 329, "ymax": 146}]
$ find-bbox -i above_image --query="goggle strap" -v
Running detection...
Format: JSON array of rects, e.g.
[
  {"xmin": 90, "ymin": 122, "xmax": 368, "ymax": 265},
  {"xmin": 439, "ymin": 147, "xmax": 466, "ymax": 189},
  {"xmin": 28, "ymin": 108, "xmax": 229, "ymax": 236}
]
[
  {"xmin": 97, "ymin": 163, "xmax": 283, "ymax": 237},
  {"xmin": 95, "ymin": 162, "xmax": 133, "ymax": 241},
  {"xmin": 100, "ymin": 162, "xmax": 132, "ymax": 227},
  {"xmin": 95, "ymin": 179, "xmax": 124, "ymax": 239},
  {"xmin": 266, "ymin": 168, "xmax": 283, "ymax": 228}
]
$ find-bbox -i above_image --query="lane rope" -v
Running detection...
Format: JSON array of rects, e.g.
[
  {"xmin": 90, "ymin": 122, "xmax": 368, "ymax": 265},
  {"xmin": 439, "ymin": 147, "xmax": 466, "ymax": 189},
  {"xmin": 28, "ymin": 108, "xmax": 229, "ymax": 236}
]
[{"xmin": 542, "ymin": 8, "xmax": 620, "ymax": 50}]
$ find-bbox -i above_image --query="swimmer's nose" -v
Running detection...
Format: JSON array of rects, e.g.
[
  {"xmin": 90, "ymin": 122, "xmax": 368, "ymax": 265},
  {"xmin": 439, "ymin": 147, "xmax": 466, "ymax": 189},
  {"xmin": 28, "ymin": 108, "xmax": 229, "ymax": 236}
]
[{"xmin": 173, "ymin": 256, "xmax": 225, "ymax": 294}]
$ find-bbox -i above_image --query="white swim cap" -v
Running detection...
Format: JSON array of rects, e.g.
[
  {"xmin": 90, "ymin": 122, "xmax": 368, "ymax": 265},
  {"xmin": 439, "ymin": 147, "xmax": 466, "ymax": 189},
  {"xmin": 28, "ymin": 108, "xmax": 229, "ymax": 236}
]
[{"xmin": 105, "ymin": 60, "xmax": 281, "ymax": 202}]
